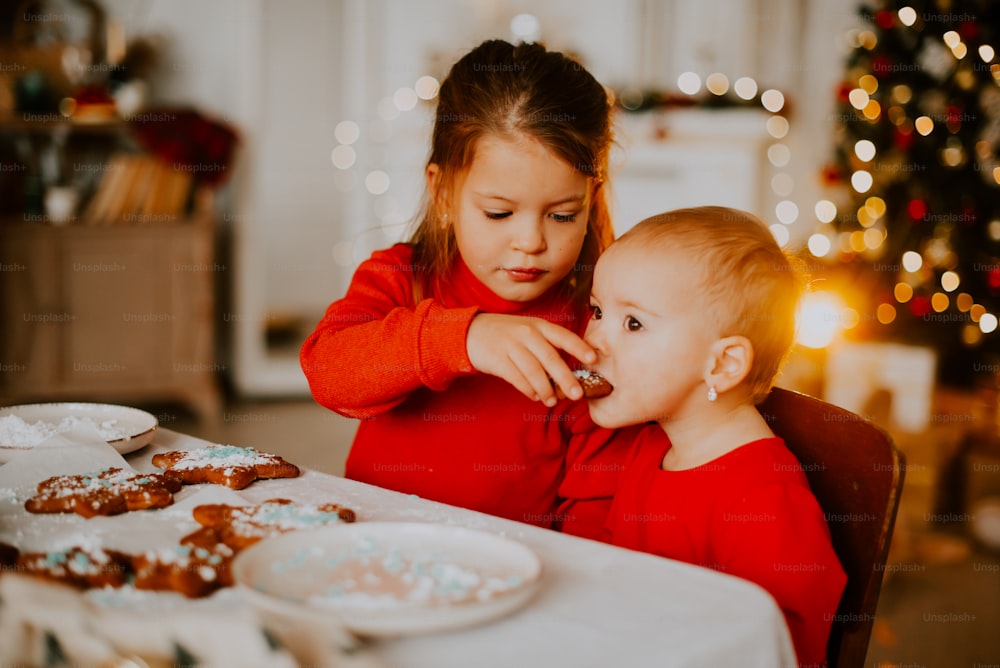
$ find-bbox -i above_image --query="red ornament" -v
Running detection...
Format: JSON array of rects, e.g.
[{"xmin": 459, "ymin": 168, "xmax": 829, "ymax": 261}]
[
  {"xmin": 909, "ymin": 296, "xmax": 932, "ymax": 317},
  {"xmin": 989, "ymin": 268, "xmax": 1000, "ymax": 290},
  {"xmin": 958, "ymin": 21, "xmax": 978, "ymax": 40},
  {"xmin": 894, "ymin": 128, "xmax": 914, "ymax": 151},
  {"xmin": 908, "ymin": 199, "xmax": 927, "ymax": 221},
  {"xmin": 875, "ymin": 11, "xmax": 895, "ymax": 29},
  {"xmin": 873, "ymin": 55, "xmax": 894, "ymax": 75},
  {"xmin": 836, "ymin": 82, "xmax": 853, "ymax": 104}
]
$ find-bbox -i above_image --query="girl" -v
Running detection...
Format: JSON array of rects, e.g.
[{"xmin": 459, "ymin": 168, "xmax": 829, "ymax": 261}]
[{"xmin": 301, "ymin": 40, "xmax": 618, "ymax": 526}]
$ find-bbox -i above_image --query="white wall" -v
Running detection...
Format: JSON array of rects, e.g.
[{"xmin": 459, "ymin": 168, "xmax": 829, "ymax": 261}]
[{"xmin": 96, "ymin": 0, "xmax": 861, "ymax": 395}]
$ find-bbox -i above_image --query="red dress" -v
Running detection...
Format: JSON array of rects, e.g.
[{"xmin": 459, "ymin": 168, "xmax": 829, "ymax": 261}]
[
  {"xmin": 562, "ymin": 425, "xmax": 846, "ymax": 667},
  {"xmin": 301, "ymin": 243, "xmax": 616, "ymax": 526}
]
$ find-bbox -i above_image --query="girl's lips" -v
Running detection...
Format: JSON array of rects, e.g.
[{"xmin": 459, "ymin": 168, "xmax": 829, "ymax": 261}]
[{"xmin": 504, "ymin": 267, "xmax": 548, "ymax": 282}]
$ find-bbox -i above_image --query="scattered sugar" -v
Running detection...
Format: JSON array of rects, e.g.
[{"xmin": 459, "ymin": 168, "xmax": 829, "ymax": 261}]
[
  {"xmin": 169, "ymin": 445, "xmax": 278, "ymax": 471},
  {"xmin": 0, "ymin": 414, "xmax": 133, "ymax": 447}
]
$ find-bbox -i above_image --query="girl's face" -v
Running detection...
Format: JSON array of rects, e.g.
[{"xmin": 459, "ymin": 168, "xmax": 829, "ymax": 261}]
[
  {"xmin": 583, "ymin": 242, "xmax": 718, "ymax": 430},
  {"xmin": 432, "ymin": 133, "xmax": 591, "ymax": 302}
]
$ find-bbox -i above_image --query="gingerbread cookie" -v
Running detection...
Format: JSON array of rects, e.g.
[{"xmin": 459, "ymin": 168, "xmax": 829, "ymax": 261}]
[
  {"xmin": 131, "ymin": 542, "xmax": 235, "ymax": 598},
  {"xmin": 151, "ymin": 444, "xmax": 300, "ymax": 490},
  {"xmin": 553, "ymin": 369, "xmax": 613, "ymax": 400},
  {"xmin": 183, "ymin": 498, "xmax": 356, "ymax": 551},
  {"xmin": 24, "ymin": 467, "xmax": 183, "ymax": 518},
  {"xmin": 16, "ymin": 546, "xmax": 132, "ymax": 589}
]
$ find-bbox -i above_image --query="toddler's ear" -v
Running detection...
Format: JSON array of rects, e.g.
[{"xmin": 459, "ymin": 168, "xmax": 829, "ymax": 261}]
[{"xmin": 705, "ymin": 336, "xmax": 754, "ymax": 395}]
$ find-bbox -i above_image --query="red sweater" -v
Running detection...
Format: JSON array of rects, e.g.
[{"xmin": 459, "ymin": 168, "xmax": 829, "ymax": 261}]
[
  {"xmin": 562, "ymin": 426, "xmax": 846, "ymax": 668},
  {"xmin": 301, "ymin": 243, "xmax": 614, "ymax": 526}
]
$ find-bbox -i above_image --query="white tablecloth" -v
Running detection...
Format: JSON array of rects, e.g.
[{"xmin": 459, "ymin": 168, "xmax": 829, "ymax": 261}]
[{"xmin": 1, "ymin": 428, "xmax": 797, "ymax": 667}]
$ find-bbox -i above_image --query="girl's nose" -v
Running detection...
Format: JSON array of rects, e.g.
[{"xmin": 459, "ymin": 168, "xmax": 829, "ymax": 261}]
[{"xmin": 512, "ymin": 218, "xmax": 547, "ymax": 254}]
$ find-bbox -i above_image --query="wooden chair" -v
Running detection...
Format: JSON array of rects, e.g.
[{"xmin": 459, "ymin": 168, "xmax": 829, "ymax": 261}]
[{"xmin": 758, "ymin": 386, "xmax": 906, "ymax": 668}]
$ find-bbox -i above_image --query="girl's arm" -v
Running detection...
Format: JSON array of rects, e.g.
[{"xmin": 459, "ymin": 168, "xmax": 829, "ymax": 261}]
[{"xmin": 300, "ymin": 245, "xmax": 478, "ymax": 419}]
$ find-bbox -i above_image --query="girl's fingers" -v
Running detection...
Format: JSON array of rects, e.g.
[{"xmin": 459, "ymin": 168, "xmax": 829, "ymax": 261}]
[{"xmin": 537, "ymin": 322, "xmax": 597, "ymax": 366}]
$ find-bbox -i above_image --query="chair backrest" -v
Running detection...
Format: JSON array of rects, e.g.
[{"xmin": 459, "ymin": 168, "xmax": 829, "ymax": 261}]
[{"xmin": 757, "ymin": 387, "xmax": 905, "ymax": 668}]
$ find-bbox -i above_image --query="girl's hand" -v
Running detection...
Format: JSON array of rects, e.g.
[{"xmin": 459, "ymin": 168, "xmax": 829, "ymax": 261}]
[{"xmin": 466, "ymin": 313, "xmax": 597, "ymax": 406}]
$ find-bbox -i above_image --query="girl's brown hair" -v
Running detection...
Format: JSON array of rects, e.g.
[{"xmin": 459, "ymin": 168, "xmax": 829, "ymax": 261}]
[{"xmin": 409, "ymin": 39, "xmax": 615, "ymax": 305}]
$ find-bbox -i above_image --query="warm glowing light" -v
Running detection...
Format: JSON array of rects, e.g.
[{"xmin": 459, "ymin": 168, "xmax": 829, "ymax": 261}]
[
  {"xmin": 971, "ymin": 304, "xmax": 986, "ymax": 322},
  {"xmin": 990, "ymin": 220, "xmax": 1000, "ymax": 241},
  {"xmin": 768, "ymin": 144, "xmax": 791, "ymax": 167},
  {"xmin": 864, "ymin": 228, "xmax": 884, "ymax": 250},
  {"xmin": 760, "ymin": 89, "xmax": 785, "ymax": 113},
  {"xmin": 808, "ymin": 233, "xmax": 832, "ymax": 257},
  {"xmin": 877, "ymin": 303, "xmax": 897, "ymax": 324},
  {"xmin": 957, "ymin": 293, "xmax": 974, "ymax": 311},
  {"xmin": 865, "ymin": 196, "xmax": 887, "ymax": 218},
  {"xmin": 952, "ymin": 42, "xmax": 968, "ymax": 59},
  {"xmin": 931, "ymin": 292, "xmax": 949, "ymax": 312},
  {"xmin": 849, "ymin": 231, "xmax": 867, "ymax": 253},
  {"xmin": 892, "ymin": 85, "xmax": 912, "ymax": 103},
  {"xmin": 849, "ymin": 88, "xmax": 870, "ymax": 110},
  {"xmin": 859, "ymin": 75, "xmax": 879, "ymax": 94},
  {"xmin": 335, "ymin": 121, "xmax": 360, "ymax": 145},
  {"xmin": 415, "ymin": 75, "xmax": 440, "ymax": 99},
  {"xmin": 981, "ymin": 45, "xmax": 996, "ymax": 63},
  {"xmin": 943, "ymin": 31, "xmax": 961, "ymax": 49},
  {"xmin": 941, "ymin": 271, "xmax": 960, "ymax": 292},
  {"xmin": 510, "ymin": 13, "xmax": 541, "ymax": 40},
  {"xmin": 769, "ymin": 224, "xmax": 790, "ymax": 247},
  {"xmin": 678, "ymin": 72, "xmax": 701, "ymax": 95},
  {"xmin": 857, "ymin": 206, "xmax": 876, "ymax": 228},
  {"xmin": 981, "ymin": 313, "xmax": 999, "ymax": 334},
  {"xmin": 734, "ymin": 77, "xmax": 758, "ymax": 100},
  {"xmin": 863, "ymin": 100, "xmax": 882, "ymax": 120},
  {"xmin": 331, "ymin": 145, "xmax": 356, "ymax": 169},
  {"xmin": 855, "ymin": 140, "xmax": 877, "ymax": 162},
  {"xmin": 815, "ymin": 200, "xmax": 837, "ymax": 223},
  {"xmin": 365, "ymin": 170, "xmax": 391, "ymax": 195},
  {"xmin": 851, "ymin": 170, "xmax": 873, "ymax": 193},
  {"xmin": 776, "ymin": 200, "xmax": 799, "ymax": 224},
  {"xmin": 842, "ymin": 309, "xmax": 861, "ymax": 330},
  {"xmin": 898, "ymin": 7, "xmax": 917, "ymax": 26},
  {"xmin": 915, "ymin": 116, "xmax": 934, "ymax": 135},
  {"xmin": 771, "ymin": 173, "xmax": 794, "ymax": 197},
  {"xmin": 894, "ymin": 283, "xmax": 913, "ymax": 303},
  {"xmin": 766, "ymin": 116, "xmax": 789, "ymax": 139},
  {"xmin": 706, "ymin": 73, "xmax": 730, "ymax": 95},
  {"xmin": 994, "ymin": 167, "xmax": 1000, "ymax": 185},
  {"xmin": 859, "ymin": 31, "xmax": 878, "ymax": 49},
  {"xmin": 963, "ymin": 324, "xmax": 983, "ymax": 346},
  {"xmin": 393, "ymin": 87, "xmax": 418, "ymax": 111},
  {"xmin": 902, "ymin": 251, "xmax": 923, "ymax": 272},
  {"xmin": 796, "ymin": 291, "xmax": 847, "ymax": 348}
]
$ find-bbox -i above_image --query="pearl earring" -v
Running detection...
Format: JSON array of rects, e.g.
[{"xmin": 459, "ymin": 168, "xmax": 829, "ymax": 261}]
[{"xmin": 707, "ymin": 385, "xmax": 718, "ymax": 402}]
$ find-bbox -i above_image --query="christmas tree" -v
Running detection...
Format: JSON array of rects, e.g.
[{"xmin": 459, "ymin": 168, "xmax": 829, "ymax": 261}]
[{"xmin": 824, "ymin": 0, "xmax": 1000, "ymax": 386}]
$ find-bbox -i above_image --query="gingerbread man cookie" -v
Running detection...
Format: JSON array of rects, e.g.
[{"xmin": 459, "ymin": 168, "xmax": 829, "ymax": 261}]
[
  {"xmin": 24, "ymin": 467, "xmax": 182, "ymax": 518},
  {"xmin": 151, "ymin": 444, "xmax": 300, "ymax": 490},
  {"xmin": 553, "ymin": 369, "xmax": 614, "ymax": 400},
  {"xmin": 16, "ymin": 546, "xmax": 133, "ymax": 589},
  {"xmin": 131, "ymin": 542, "xmax": 235, "ymax": 598},
  {"xmin": 182, "ymin": 498, "xmax": 357, "ymax": 551}
]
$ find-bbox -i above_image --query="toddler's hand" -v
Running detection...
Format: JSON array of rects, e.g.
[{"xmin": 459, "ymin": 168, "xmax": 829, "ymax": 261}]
[{"xmin": 466, "ymin": 313, "xmax": 597, "ymax": 406}]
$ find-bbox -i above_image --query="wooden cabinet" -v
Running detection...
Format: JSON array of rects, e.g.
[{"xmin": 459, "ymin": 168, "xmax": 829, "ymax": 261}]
[{"xmin": 0, "ymin": 218, "xmax": 222, "ymax": 422}]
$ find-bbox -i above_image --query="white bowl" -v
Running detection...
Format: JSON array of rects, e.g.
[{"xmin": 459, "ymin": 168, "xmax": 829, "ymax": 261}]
[{"xmin": 232, "ymin": 521, "xmax": 542, "ymax": 638}]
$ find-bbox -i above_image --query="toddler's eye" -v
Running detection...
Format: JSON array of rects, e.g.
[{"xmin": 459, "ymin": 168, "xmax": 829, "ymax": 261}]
[
  {"xmin": 625, "ymin": 315, "xmax": 643, "ymax": 331},
  {"xmin": 551, "ymin": 212, "xmax": 578, "ymax": 223},
  {"xmin": 589, "ymin": 304, "xmax": 602, "ymax": 320},
  {"xmin": 485, "ymin": 211, "xmax": 512, "ymax": 220}
]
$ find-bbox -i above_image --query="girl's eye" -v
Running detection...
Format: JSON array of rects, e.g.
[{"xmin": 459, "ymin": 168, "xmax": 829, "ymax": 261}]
[
  {"xmin": 551, "ymin": 212, "xmax": 578, "ymax": 223},
  {"xmin": 484, "ymin": 211, "xmax": 512, "ymax": 220},
  {"xmin": 589, "ymin": 304, "xmax": 602, "ymax": 320},
  {"xmin": 625, "ymin": 315, "xmax": 643, "ymax": 332}
]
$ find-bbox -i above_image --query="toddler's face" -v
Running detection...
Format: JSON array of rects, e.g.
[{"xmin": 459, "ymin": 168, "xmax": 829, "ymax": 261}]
[
  {"xmin": 583, "ymin": 242, "xmax": 717, "ymax": 429},
  {"xmin": 447, "ymin": 133, "xmax": 590, "ymax": 302}
]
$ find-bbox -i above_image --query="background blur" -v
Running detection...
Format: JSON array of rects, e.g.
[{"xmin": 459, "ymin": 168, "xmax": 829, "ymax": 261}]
[{"xmin": 2, "ymin": 1, "xmax": 999, "ymax": 665}]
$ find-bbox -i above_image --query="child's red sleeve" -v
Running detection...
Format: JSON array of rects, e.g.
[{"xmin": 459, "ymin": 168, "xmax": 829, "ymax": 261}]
[
  {"xmin": 300, "ymin": 245, "xmax": 478, "ymax": 419},
  {"xmin": 711, "ymin": 483, "xmax": 847, "ymax": 668}
]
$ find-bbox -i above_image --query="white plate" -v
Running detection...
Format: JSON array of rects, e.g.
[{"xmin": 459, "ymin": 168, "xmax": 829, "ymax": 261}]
[
  {"xmin": 232, "ymin": 522, "xmax": 542, "ymax": 637},
  {"xmin": 0, "ymin": 402, "xmax": 158, "ymax": 463}
]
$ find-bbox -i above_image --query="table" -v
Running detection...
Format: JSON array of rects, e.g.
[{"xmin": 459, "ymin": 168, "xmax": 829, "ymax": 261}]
[{"xmin": 1, "ymin": 428, "xmax": 798, "ymax": 667}]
